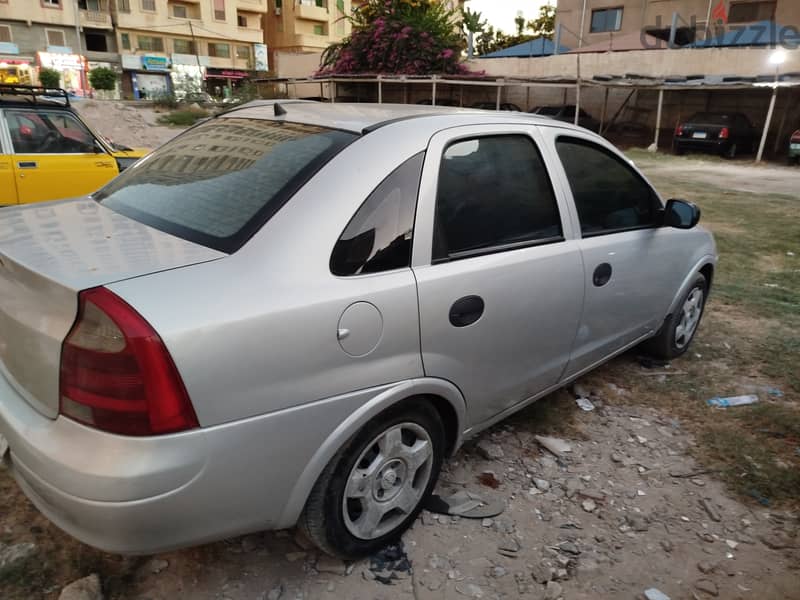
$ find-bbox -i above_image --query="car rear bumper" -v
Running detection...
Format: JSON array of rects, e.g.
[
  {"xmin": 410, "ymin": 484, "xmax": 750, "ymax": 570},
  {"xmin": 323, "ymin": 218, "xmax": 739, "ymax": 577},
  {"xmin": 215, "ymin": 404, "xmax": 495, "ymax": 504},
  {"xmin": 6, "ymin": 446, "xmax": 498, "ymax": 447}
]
[
  {"xmin": 789, "ymin": 144, "xmax": 800, "ymax": 158},
  {"xmin": 0, "ymin": 366, "xmax": 402, "ymax": 554},
  {"xmin": 674, "ymin": 138, "xmax": 729, "ymax": 153}
]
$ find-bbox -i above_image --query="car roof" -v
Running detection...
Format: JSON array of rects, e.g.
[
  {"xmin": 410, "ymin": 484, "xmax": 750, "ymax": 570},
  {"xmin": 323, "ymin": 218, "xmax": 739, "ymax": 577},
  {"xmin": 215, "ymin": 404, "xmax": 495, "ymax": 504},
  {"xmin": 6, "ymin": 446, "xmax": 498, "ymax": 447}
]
[{"xmin": 219, "ymin": 100, "xmax": 579, "ymax": 134}]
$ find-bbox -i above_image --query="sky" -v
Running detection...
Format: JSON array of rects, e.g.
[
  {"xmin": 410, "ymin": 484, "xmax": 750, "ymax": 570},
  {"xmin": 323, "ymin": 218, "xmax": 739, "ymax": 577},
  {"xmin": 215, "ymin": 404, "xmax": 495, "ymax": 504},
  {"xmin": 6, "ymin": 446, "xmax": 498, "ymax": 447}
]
[{"xmin": 464, "ymin": 0, "xmax": 554, "ymax": 35}]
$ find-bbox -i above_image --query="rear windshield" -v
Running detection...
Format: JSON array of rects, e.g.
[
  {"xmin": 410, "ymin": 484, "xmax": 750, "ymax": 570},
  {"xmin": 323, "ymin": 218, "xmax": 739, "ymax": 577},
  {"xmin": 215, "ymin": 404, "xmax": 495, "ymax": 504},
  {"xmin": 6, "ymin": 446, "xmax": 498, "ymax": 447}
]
[
  {"xmin": 688, "ymin": 113, "xmax": 732, "ymax": 125},
  {"xmin": 95, "ymin": 118, "xmax": 357, "ymax": 253}
]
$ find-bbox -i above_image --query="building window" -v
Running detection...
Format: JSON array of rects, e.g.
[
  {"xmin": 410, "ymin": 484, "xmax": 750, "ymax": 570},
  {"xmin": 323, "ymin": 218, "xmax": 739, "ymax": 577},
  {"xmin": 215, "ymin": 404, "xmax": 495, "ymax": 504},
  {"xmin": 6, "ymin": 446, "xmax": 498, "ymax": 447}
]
[
  {"xmin": 120, "ymin": 32, "xmax": 131, "ymax": 49},
  {"xmin": 313, "ymin": 23, "xmax": 325, "ymax": 35},
  {"xmin": 172, "ymin": 4, "xmax": 187, "ymax": 18},
  {"xmin": 46, "ymin": 29, "xmax": 67, "ymax": 46},
  {"xmin": 336, "ymin": 0, "xmax": 344, "ymax": 11},
  {"xmin": 236, "ymin": 45, "xmax": 250, "ymax": 59},
  {"xmin": 141, "ymin": 0, "xmax": 155, "ymax": 11},
  {"xmin": 85, "ymin": 32, "xmax": 108, "ymax": 51},
  {"xmin": 208, "ymin": 42, "xmax": 230, "ymax": 57},
  {"xmin": 42, "ymin": 0, "xmax": 61, "ymax": 7},
  {"xmin": 117, "ymin": 0, "xmax": 130, "ymax": 12},
  {"xmin": 173, "ymin": 38, "xmax": 195, "ymax": 54},
  {"xmin": 237, "ymin": 13, "xmax": 247, "ymax": 26},
  {"xmin": 590, "ymin": 7, "xmax": 623, "ymax": 33},
  {"xmin": 728, "ymin": 1, "xmax": 776, "ymax": 23},
  {"xmin": 0, "ymin": 26, "xmax": 11, "ymax": 43},
  {"xmin": 214, "ymin": 0, "xmax": 225, "ymax": 20},
  {"xmin": 315, "ymin": 0, "xmax": 324, "ymax": 7},
  {"xmin": 78, "ymin": 0, "xmax": 101, "ymax": 9},
  {"xmin": 275, "ymin": 0, "xmax": 281, "ymax": 7},
  {"xmin": 138, "ymin": 35, "xmax": 164, "ymax": 51}
]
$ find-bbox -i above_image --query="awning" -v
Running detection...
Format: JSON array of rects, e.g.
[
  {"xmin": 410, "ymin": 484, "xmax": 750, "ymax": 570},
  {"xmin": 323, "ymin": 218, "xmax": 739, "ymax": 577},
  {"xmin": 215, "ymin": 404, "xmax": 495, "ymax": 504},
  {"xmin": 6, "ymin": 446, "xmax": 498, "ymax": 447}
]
[
  {"xmin": 570, "ymin": 32, "xmax": 667, "ymax": 53},
  {"xmin": 480, "ymin": 37, "xmax": 570, "ymax": 58}
]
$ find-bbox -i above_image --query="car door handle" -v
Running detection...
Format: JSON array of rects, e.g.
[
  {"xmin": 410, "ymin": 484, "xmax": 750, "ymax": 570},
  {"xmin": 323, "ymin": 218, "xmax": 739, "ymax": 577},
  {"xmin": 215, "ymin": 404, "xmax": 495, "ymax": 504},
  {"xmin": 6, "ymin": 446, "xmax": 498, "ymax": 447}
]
[
  {"xmin": 17, "ymin": 161, "xmax": 37, "ymax": 169},
  {"xmin": 449, "ymin": 295, "xmax": 485, "ymax": 327},
  {"xmin": 593, "ymin": 263, "xmax": 613, "ymax": 287}
]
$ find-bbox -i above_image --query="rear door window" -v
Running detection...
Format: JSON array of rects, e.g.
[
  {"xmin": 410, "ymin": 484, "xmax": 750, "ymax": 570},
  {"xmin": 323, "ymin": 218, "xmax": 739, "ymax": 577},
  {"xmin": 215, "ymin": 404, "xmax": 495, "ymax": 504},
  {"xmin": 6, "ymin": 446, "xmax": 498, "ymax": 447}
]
[{"xmin": 95, "ymin": 118, "xmax": 357, "ymax": 253}]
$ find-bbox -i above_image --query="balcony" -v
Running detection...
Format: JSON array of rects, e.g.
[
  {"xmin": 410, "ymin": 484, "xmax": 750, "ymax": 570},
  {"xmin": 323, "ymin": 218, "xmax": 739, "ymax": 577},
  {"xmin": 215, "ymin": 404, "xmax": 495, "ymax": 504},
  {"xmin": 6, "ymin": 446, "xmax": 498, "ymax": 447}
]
[
  {"xmin": 80, "ymin": 9, "xmax": 113, "ymax": 30},
  {"xmin": 296, "ymin": 3, "xmax": 329, "ymax": 22},
  {"xmin": 293, "ymin": 33, "xmax": 329, "ymax": 48},
  {"xmin": 237, "ymin": 0, "xmax": 268, "ymax": 13}
]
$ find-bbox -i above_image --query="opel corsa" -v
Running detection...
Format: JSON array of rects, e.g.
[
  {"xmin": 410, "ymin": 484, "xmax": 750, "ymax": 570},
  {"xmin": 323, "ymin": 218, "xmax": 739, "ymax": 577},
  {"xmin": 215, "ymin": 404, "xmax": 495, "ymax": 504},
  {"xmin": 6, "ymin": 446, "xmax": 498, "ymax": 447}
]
[{"xmin": 0, "ymin": 101, "xmax": 717, "ymax": 558}]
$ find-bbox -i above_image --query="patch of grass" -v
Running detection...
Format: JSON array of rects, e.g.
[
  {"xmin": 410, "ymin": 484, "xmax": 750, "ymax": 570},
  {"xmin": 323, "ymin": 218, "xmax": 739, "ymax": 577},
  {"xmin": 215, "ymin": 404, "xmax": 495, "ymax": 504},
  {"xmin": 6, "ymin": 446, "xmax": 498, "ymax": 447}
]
[{"xmin": 156, "ymin": 108, "xmax": 209, "ymax": 127}]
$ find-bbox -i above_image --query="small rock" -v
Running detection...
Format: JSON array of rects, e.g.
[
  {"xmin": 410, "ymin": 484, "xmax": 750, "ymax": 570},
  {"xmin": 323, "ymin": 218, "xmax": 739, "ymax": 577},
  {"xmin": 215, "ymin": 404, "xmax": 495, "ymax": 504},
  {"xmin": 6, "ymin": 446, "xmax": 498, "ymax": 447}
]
[
  {"xmin": 477, "ymin": 441, "xmax": 504, "ymax": 461},
  {"xmin": 58, "ymin": 574, "xmax": 102, "ymax": 600},
  {"xmin": 691, "ymin": 478, "xmax": 706, "ymax": 487},
  {"xmin": 611, "ymin": 452, "xmax": 624, "ymax": 463},
  {"xmin": 760, "ymin": 532, "xmax": 797, "ymax": 550},
  {"xmin": 627, "ymin": 514, "xmax": 649, "ymax": 532},
  {"xmin": 660, "ymin": 540, "xmax": 674, "ymax": 553},
  {"xmin": 700, "ymin": 499, "xmax": 721, "ymax": 522},
  {"xmin": 536, "ymin": 436, "xmax": 572, "ymax": 457},
  {"xmin": 725, "ymin": 539, "xmax": 738, "ymax": 550},
  {"xmin": 428, "ymin": 554, "xmax": 448, "ymax": 570},
  {"xmin": 0, "ymin": 543, "xmax": 37, "ymax": 575},
  {"xmin": 544, "ymin": 580, "xmax": 563, "ymax": 600},
  {"xmin": 534, "ymin": 478, "xmax": 551, "ymax": 492},
  {"xmin": 148, "ymin": 558, "xmax": 169, "ymax": 574},
  {"xmin": 489, "ymin": 565, "xmax": 507, "ymax": 578},
  {"xmin": 531, "ymin": 562, "xmax": 551, "ymax": 584},
  {"xmin": 498, "ymin": 536, "xmax": 521, "ymax": 556},
  {"xmin": 555, "ymin": 568, "xmax": 569, "ymax": 580},
  {"xmin": 266, "ymin": 583, "xmax": 284, "ymax": 600},
  {"xmin": 316, "ymin": 555, "xmax": 346, "ymax": 576},
  {"xmin": 515, "ymin": 572, "xmax": 534, "ymax": 595},
  {"xmin": 455, "ymin": 582, "xmax": 484, "ymax": 598},
  {"xmin": 644, "ymin": 589, "xmax": 671, "ymax": 600},
  {"xmin": 565, "ymin": 479, "xmax": 581, "ymax": 499},
  {"xmin": 481, "ymin": 518, "xmax": 493, "ymax": 527},
  {"xmin": 582, "ymin": 499, "xmax": 596, "ymax": 513},
  {"xmin": 558, "ymin": 541, "xmax": 580, "ymax": 556},
  {"xmin": 697, "ymin": 561, "xmax": 716, "ymax": 574},
  {"xmin": 694, "ymin": 579, "xmax": 719, "ymax": 596},
  {"xmin": 697, "ymin": 532, "xmax": 715, "ymax": 544}
]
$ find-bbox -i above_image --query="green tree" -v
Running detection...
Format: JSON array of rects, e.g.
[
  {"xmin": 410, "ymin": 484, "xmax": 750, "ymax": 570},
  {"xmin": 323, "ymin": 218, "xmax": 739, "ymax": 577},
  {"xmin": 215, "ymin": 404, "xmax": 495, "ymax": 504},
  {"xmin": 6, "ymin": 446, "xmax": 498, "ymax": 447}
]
[
  {"xmin": 527, "ymin": 4, "xmax": 556, "ymax": 39},
  {"xmin": 38, "ymin": 67, "xmax": 60, "ymax": 88},
  {"xmin": 514, "ymin": 11, "xmax": 526, "ymax": 36},
  {"xmin": 462, "ymin": 6, "xmax": 486, "ymax": 59},
  {"xmin": 88, "ymin": 66, "xmax": 117, "ymax": 91}
]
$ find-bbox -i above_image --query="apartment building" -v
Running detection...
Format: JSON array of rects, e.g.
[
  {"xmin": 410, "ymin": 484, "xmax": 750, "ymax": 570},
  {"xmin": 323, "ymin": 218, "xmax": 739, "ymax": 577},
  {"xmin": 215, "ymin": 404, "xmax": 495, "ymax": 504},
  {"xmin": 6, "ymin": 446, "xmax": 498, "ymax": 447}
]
[
  {"xmin": 112, "ymin": 0, "xmax": 267, "ymax": 99},
  {"xmin": 0, "ymin": 0, "xmax": 118, "ymax": 95},
  {"xmin": 555, "ymin": 0, "xmax": 800, "ymax": 47}
]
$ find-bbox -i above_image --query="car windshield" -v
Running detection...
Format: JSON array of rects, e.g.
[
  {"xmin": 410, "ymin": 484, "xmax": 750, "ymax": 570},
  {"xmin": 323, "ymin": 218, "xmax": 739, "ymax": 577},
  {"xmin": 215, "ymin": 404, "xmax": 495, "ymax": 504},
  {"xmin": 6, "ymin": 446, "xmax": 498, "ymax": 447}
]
[
  {"xmin": 95, "ymin": 118, "xmax": 357, "ymax": 253},
  {"xmin": 688, "ymin": 113, "xmax": 732, "ymax": 125}
]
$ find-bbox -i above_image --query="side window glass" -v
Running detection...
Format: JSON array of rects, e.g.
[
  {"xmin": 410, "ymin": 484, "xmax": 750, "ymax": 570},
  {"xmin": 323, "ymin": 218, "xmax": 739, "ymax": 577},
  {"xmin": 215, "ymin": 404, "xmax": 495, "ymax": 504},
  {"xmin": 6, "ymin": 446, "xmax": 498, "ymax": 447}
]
[
  {"xmin": 433, "ymin": 135, "xmax": 562, "ymax": 261},
  {"xmin": 555, "ymin": 137, "xmax": 661, "ymax": 236},
  {"xmin": 7, "ymin": 110, "xmax": 95, "ymax": 154},
  {"xmin": 331, "ymin": 152, "xmax": 423, "ymax": 276}
]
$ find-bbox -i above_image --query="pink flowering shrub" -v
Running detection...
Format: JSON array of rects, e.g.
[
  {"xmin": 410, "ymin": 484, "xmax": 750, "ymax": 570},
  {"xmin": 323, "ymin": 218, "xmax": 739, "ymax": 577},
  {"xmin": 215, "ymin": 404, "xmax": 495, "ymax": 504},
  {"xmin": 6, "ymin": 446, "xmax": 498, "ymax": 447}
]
[{"xmin": 320, "ymin": 0, "xmax": 470, "ymax": 75}]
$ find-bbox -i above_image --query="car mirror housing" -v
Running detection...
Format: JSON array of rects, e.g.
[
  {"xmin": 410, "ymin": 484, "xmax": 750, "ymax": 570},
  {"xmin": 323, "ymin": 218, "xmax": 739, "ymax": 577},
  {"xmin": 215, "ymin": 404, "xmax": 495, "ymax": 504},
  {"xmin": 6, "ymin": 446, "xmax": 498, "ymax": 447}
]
[{"xmin": 664, "ymin": 199, "xmax": 701, "ymax": 229}]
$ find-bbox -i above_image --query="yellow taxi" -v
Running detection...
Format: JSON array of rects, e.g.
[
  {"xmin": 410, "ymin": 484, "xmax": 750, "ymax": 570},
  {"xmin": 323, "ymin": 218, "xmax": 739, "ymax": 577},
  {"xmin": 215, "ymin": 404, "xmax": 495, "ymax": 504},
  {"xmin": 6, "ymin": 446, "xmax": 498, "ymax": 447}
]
[{"xmin": 0, "ymin": 85, "xmax": 149, "ymax": 205}]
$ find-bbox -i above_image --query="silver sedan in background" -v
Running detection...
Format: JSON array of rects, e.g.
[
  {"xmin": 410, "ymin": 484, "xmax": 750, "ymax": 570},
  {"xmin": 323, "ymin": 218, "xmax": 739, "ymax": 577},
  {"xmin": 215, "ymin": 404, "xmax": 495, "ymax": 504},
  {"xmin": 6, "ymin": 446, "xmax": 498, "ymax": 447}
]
[{"xmin": 0, "ymin": 102, "xmax": 716, "ymax": 558}]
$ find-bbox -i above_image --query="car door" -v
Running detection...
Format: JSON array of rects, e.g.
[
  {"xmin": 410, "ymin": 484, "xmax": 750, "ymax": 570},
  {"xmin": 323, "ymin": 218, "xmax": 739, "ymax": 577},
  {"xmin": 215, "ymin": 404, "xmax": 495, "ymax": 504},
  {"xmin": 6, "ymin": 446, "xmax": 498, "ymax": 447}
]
[
  {"xmin": 541, "ymin": 128, "xmax": 693, "ymax": 378},
  {"xmin": 5, "ymin": 108, "xmax": 119, "ymax": 204},
  {"xmin": 412, "ymin": 125, "xmax": 585, "ymax": 428},
  {"xmin": 0, "ymin": 111, "xmax": 18, "ymax": 205}
]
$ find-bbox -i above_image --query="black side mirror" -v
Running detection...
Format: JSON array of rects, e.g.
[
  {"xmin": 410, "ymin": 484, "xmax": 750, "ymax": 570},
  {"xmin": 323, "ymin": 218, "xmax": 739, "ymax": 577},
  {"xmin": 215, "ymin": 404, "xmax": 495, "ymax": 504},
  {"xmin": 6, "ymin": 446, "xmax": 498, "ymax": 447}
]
[{"xmin": 664, "ymin": 199, "xmax": 700, "ymax": 229}]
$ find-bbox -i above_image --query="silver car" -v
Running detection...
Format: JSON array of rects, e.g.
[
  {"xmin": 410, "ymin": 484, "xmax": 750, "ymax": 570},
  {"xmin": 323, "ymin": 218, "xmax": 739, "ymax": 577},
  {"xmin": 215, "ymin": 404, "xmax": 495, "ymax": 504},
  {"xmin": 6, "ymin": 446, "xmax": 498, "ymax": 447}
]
[{"xmin": 0, "ymin": 102, "xmax": 716, "ymax": 558}]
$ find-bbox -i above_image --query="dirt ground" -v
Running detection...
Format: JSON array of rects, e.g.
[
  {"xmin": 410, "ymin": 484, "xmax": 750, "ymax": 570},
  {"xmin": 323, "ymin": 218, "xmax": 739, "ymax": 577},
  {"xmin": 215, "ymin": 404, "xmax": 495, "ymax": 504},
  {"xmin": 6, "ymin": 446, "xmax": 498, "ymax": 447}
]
[
  {"xmin": 1, "ymin": 129, "xmax": 799, "ymax": 600},
  {"xmin": 73, "ymin": 100, "xmax": 181, "ymax": 150}
]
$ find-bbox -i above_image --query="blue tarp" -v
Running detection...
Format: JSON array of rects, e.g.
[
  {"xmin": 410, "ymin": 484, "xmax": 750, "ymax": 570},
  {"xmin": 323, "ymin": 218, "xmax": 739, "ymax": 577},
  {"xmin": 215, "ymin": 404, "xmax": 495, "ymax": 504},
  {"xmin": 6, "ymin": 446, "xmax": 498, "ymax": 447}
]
[
  {"xmin": 480, "ymin": 37, "xmax": 571, "ymax": 58},
  {"xmin": 692, "ymin": 20, "xmax": 800, "ymax": 48}
]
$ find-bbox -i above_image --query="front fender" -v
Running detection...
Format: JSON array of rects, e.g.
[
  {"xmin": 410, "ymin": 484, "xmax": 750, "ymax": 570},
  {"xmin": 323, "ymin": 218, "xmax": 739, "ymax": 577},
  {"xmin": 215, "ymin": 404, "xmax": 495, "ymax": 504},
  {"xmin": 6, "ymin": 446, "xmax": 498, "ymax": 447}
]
[
  {"xmin": 276, "ymin": 377, "xmax": 466, "ymax": 528},
  {"xmin": 666, "ymin": 252, "xmax": 717, "ymax": 318}
]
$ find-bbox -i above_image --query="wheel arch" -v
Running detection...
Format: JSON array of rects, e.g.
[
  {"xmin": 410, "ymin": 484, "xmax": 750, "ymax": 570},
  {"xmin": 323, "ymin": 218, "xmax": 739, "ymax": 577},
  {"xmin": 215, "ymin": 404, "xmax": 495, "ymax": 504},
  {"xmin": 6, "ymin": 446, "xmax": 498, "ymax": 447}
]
[
  {"xmin": 666, "ymin": 255, "xmax": 716, "ymax": 319},
  {"xmin": 276, "ymin": 377, "xmax": 466, "ymax": 528}
]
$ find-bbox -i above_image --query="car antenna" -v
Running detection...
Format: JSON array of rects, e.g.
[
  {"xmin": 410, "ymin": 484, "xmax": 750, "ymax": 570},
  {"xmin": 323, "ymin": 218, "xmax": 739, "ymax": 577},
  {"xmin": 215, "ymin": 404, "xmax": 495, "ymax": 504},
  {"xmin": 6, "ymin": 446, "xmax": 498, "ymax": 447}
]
[{"xmin": 274, "ymin": 102, "xmax": 287, "ymax": 117}]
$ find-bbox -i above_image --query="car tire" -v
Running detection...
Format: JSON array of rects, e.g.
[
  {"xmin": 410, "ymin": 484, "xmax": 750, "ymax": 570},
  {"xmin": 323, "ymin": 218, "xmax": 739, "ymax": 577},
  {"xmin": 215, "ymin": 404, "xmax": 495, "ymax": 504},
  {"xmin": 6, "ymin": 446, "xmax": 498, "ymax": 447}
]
[
  {"xmin": 298, "ymin": 400, "xmax": 445, "ymax": 559},
  {"xmin": 674, "ymin": 144, "xmax": 685, "ymax": 156},
  {"xmin": 722, "ymin": 143, "xmax": 737, "ymax": 159},
  {"xmin": 642, "ymin": 273, "xmax": 707, "ymax": 360}
]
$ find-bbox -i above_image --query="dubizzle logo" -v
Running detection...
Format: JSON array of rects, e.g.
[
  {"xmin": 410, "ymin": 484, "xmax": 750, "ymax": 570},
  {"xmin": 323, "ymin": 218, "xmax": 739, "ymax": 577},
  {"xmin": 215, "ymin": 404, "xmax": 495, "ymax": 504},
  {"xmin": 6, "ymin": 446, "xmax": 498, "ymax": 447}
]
[{"xmin": 711, "ymin": 0, "xmax": 728, "ymax": 25}]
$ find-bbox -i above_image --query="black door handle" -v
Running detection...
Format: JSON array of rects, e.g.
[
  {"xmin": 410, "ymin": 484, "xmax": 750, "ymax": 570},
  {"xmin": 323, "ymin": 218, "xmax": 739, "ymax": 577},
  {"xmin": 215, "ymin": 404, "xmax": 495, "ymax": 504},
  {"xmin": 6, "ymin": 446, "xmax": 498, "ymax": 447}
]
[
  {"xmin": 449, "ymin": 295, "xmax": 484, "ymax": 327},
  {"xmin": 593, "ymin": 263, "xmax": 612, "ymax": 287}
]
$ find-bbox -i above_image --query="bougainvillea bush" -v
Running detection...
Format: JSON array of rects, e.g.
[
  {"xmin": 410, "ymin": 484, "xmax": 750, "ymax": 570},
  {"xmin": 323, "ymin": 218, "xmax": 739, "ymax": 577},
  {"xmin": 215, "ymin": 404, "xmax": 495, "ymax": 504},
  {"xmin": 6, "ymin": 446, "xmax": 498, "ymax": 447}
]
[{"xmin": 320, "ymin": 0, "xmax": 468, "ymax": 75}]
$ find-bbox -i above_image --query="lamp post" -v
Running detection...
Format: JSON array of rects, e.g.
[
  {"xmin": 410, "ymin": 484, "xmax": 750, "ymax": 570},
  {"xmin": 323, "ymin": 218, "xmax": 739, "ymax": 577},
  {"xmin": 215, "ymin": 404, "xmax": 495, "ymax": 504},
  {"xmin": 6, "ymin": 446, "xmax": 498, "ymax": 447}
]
[{"xmin": 756, "ymin": 50, "xmax": 786, "ymax": 163}]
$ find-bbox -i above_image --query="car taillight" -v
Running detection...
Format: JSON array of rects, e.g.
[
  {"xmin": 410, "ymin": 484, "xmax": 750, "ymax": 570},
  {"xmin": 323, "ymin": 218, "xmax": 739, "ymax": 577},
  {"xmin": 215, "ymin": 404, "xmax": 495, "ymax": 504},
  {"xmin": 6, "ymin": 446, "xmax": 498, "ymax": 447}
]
[
  {"xmin": 675, "ymin": 124, "xmax": 684, "ymax": 136},
  {"xmin": 719, "ymin": 127, "xmax": 729, "ymax": 139},
  {"xmin": 60, "ymin": 287, "xmax": 198, "ymax": 436},
  {"xmin": 792, "ymin": 130, "xmax": 800, "ymax": 142}
]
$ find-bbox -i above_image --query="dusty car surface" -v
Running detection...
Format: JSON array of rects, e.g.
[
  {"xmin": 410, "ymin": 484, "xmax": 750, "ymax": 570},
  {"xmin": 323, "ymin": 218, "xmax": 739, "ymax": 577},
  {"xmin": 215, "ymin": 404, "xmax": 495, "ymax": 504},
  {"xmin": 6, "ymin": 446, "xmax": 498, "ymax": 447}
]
[
  {"xmin": 0, "ymin": 101, "xmax": 717, "ymax": 558},
  {"xmin": 0, "ymin": 85, "xmax": 148, "ymax": 205}
]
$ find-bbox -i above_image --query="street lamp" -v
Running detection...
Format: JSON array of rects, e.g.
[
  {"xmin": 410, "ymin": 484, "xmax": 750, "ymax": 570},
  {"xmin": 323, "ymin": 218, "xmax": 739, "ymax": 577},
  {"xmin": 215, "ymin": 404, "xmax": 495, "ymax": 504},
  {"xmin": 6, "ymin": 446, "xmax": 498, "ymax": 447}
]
[{"xmin": 756, "ymin": 51, "xmax": 787, "ymax": 163}]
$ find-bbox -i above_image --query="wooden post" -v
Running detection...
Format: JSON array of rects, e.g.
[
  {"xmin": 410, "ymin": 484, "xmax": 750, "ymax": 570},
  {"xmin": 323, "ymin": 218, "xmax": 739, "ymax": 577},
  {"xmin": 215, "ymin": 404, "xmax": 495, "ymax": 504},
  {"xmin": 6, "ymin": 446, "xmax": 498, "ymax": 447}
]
[
  {"xmin": 377, "ymin": 75, "xmax": 382, "ymax": 104},
  {"xmin": 757, "ymin": 86, "xmax": 778, "ymax": 163},
  {"xmin": 653, "ymin": 88, "xmax": 665, "ymax": 150},
  {"xmin": 496, "ymin": 81, "xmax": 501, "ymax": 110}
]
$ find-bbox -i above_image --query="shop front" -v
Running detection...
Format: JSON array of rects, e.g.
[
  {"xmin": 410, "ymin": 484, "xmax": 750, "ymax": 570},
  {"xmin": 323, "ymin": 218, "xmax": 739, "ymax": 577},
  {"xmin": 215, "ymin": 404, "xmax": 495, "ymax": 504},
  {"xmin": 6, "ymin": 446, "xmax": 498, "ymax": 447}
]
[
  {"xmin": 0, "ymin": 42, "xmax": 34, "ymax": 85},
  {"xmin": 37, "ymin": 51, "xmax": 87, "ymax": 95},
  {"xmin": 171, "ymin": 54, "xmax": 208, "ymax": 99},
  {"xmin": 205, "ymin": 68, "xmax": 252, "ymax": 99},
  {"xmin": 121, "ymin": 54, "xmax": 172, "ymax": 100}
]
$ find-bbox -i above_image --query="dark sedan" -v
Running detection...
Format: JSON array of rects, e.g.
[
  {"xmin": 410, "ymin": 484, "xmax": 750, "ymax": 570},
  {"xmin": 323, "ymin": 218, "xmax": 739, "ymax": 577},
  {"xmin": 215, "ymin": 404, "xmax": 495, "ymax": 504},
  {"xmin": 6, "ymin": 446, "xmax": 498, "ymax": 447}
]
[
  {"xmin": 673, "ymin": 112, "xmax": 756, "ymax": 159},
  {"xmin": 529, "ymin": 105, "xmax": 600, "ymax": 132}
]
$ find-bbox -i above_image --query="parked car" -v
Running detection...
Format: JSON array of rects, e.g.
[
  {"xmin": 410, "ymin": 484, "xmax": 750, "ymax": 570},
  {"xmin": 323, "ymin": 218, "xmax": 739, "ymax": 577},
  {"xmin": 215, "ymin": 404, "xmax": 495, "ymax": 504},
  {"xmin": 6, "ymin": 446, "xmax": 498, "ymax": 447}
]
[
  {"xmin": 417, "ymin": 98, "xmax": 460, "ymax": 107},
  {"xmin": 789, "ymin": 129, "xmax": 800, "ymax": 165},
  {"xmin": 0, "ymin": 85, "xmax": 148, "ymax": 205},
  {"xmin": 530, "ymin": 105, "xmax": 600, "ymax": 132},
  {"xmin": 0, "ymin": 102, "xmax": 716, "ymax": 559},
  {"xmin": 471, "ymin": 101, "xmax": 521, "ymax": 111},
  {"xmin": 673, "ymin": 112, "xmax": 756, "ymax": 158}
]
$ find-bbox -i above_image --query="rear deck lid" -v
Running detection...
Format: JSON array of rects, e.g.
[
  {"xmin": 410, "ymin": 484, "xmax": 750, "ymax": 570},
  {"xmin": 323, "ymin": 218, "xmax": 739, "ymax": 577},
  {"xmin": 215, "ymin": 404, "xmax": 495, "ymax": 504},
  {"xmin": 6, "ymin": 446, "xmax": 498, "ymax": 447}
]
[{"xmin": 0, "ymin": 199, "xmax": 224, "ymax": 418}]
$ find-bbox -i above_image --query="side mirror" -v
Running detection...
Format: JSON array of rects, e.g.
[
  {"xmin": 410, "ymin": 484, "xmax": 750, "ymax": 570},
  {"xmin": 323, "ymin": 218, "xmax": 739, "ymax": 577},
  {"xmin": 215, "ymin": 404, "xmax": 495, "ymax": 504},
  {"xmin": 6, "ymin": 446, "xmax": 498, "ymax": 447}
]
[{"xmin": 664, "ymin": 199, "xmax": 700, "ymax": 229}]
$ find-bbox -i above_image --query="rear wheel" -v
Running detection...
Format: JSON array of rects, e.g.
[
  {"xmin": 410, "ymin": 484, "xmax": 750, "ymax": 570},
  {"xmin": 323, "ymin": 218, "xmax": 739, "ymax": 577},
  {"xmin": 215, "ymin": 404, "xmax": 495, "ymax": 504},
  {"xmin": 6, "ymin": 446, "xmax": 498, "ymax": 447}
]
[
  {"xmin": 642, "ymin": 273, "xmax": 707, "ymax": 360},
  {"xmin": 298, "ymin": 400, "xmax": 444, "ymax": 559}
]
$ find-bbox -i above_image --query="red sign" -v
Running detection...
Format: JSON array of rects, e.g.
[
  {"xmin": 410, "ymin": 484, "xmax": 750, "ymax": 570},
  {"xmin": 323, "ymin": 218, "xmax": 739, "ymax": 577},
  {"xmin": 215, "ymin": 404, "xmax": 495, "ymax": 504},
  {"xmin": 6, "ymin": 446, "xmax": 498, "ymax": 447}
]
[
  {"xmin": 207, "ymin": 69, "xmax": 249, "ymax": 79},
  {"xmin": 712, "ymin": 0, "xmax": 728, "ymax": 24}
]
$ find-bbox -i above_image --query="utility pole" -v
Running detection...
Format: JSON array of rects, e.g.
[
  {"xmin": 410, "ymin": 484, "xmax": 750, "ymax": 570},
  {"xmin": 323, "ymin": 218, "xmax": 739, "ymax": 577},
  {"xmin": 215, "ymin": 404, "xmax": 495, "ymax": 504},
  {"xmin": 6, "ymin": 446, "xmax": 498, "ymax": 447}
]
[
  {"xmin": 73, "ymin": 0, "xmax": 85, "ymax": 95},
  {"xmin": 188, "ymin": 21, "xmax": 204, "ymax": 94},
  {"xmin": 578, "ymin": 0, "xmax": 587, "ymax": 47}
]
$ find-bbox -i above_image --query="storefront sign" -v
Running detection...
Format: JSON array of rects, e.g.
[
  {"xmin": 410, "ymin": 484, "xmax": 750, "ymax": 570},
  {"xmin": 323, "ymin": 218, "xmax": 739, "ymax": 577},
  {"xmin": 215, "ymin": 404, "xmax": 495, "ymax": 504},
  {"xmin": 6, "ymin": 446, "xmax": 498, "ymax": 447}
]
[
  {"xmin": 172, "ymin": 53, "xmax": 210, "ymax": 67},
  {"xmin": 253, "ymin": 43, "xmax": 268, "ymax": 71},
  {"xmin": 46, "ymin": 45, "xmax": 73, "ymax": 55},
  {"xmin": 0, "ymin": 42, "xmax": 20, "ymax": 56},
  {"xmin": 121, "ymin": 54, "xmax": 142, "ymax": 70},
  {"xmin": 141, "ymin": 55, "xmax": 170, "ymax": 71},
  {"xmin": 207, "ymin": 68, "xmax": 250, "ymax": 80},
  {"xmin": 38, "ymin": 52, "xmax": 84, "ymax": 71}
]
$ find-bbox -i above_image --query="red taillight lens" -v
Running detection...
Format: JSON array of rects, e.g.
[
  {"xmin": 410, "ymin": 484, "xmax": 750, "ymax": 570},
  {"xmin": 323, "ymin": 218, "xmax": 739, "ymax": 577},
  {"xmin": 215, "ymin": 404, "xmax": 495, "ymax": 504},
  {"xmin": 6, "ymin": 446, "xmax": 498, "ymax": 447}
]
[
  {"xmin": 719, "ymin": 127, "xmax": 729, "ymax": 140},
  {"xmin": 791, "ymin": 130, "xmax": 800, "ymax": 142},
  {"xmin": 60, "ymin": 287, "xmax": 198, "ymax": 436},
  {"xmin": 675, "ymin": 124, "xmax": 684, "ymax": 136}
]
